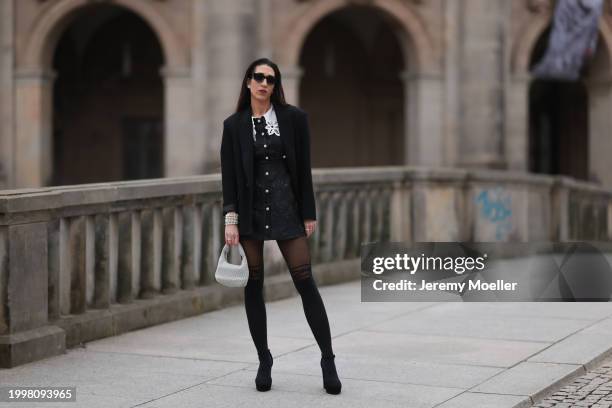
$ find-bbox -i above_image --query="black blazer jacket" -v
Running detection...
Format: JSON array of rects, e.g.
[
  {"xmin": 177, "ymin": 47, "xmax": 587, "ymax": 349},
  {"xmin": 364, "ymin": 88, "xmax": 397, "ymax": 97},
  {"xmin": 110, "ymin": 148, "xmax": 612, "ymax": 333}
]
[{"xmin": 220, "ymin": 102, "xmax": 317, "ymax": 236}]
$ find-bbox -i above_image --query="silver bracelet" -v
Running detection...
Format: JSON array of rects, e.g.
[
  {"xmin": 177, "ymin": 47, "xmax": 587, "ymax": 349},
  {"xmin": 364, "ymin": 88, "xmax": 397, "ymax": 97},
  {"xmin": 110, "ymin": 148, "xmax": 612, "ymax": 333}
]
[{"xmin": 224, "ymin": 212, "xmax": 239, "ymax": 225}]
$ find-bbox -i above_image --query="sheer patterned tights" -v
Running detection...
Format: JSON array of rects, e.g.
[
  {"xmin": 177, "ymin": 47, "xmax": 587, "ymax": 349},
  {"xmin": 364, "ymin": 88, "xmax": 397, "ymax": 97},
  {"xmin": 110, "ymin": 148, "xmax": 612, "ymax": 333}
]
[{"xmin": 240, "ymin": 236, "xmax": 334, "ymax": 359}]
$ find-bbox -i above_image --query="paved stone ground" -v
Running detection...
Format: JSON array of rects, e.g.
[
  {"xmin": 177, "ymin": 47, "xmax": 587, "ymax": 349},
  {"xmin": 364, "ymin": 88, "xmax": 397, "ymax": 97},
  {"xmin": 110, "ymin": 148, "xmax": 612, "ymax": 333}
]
[
  {"xmin": 1, "ymin": 277, "xmax": 612, "ymax": 408},
  {"xmin": 533, "ymin": 358, "xmax": 612, "ymax": 408}
]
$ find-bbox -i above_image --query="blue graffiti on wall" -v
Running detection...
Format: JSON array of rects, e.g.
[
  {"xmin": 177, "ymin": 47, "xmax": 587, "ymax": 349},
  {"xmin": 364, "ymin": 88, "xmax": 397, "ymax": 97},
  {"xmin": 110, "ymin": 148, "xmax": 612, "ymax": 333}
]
[{"xmin": 475, "ymin": 187, "xmax": 512, "ymax": 240}]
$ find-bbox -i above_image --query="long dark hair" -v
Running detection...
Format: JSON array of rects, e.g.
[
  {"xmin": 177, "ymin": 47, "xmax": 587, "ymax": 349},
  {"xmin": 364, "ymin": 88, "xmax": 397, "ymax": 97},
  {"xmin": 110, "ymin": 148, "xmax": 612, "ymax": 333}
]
[{"xmin": 235, "ymin": 58, "xmax": 287, "ymax": 113}]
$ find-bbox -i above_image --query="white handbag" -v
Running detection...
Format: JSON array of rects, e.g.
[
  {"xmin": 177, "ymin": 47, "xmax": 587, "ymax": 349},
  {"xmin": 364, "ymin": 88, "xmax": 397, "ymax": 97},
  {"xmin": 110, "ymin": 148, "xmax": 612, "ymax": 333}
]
[{"xmin": 215, "ymin": 243, "xmax": 249, "ymax": 287}]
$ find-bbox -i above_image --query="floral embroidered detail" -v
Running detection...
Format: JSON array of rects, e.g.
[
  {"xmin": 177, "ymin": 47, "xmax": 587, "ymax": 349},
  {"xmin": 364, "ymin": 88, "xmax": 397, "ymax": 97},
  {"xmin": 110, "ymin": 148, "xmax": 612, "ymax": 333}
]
[{"xmin": 266, "ymin": 120, "xmax": 280, "ymax": 136}]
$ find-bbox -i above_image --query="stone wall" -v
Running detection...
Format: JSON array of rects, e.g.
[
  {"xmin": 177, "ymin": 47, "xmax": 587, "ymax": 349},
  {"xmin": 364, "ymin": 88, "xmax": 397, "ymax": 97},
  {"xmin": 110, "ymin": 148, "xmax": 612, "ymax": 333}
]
[
  {"xmin": 0, "ymin": 166, "xmax": 610, "ymax": 367},
  {"xmin": 0, "ymin": 0, "xmax": 14, "ymax": 188},
  {"xmin": 1, "ymin": 0, "xmax": 612, "ymax": 189}
]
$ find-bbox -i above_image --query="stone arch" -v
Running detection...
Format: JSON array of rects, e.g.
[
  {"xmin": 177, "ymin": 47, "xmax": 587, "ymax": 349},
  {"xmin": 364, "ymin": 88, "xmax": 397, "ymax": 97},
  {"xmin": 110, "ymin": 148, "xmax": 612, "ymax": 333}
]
[
  {"xmin": 505, "ymin": 14, "xmax": 612, "ymax": 175},
  {"xmin": 512, "ymin": 14, "xmax": 612, "ymax": 77},
  {"xmin": 277, "ymin": 0, "xmax": 443, "ymax": 169},
  {"xmin": 277, "ymin": 0, "xmax": 436, "ymax": 74},
  {"xmin": 13, "ymin": 0, "xmax": 194, "ymax": 187},
  {"xmin": 511, "ymin": 13, "xmax": 612, "ymax": 186},
  {"xmin": 20, "ymin": 0, "xmax": 187, "ymax": 72}
]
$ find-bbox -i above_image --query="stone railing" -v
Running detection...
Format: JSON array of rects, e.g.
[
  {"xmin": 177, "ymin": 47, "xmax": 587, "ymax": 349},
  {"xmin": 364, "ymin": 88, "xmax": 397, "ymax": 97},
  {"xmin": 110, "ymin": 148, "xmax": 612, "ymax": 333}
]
[{"xmin": 1, "ymin": 166, "xmax": 611, "ymax": 367}]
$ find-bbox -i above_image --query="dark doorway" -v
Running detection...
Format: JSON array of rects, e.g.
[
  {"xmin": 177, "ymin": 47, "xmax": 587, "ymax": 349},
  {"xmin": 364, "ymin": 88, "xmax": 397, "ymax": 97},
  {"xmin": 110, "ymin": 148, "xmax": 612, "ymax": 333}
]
[
  {"xmin": 52, "ymin": 5, "xmax": 164, "ymax": 185},
  {"xmin": 298, "ymin": 6, "xmax": 405, "ymax": 167},
  {"xmin": 528, "ymin": 80, "xmax": 589, "ymax": 179},
  {"xmin": 122, "ymin": 117, "xmax": 163, "ymax": 179},
  {"xmin": 528, "ymin": 27, "xmax": 590, "ymax": 180}
]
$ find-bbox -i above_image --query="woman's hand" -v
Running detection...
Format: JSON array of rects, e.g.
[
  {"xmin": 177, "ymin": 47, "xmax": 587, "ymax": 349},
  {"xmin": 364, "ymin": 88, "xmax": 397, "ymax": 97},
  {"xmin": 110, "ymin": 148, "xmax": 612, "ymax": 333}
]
[
  {"xmin": 225, "ymin": 224, "xmax": 239, "ymax": 246},
  {"xmin": 304, "ymin": 219, "xmax": 317, "ymax": 238}
]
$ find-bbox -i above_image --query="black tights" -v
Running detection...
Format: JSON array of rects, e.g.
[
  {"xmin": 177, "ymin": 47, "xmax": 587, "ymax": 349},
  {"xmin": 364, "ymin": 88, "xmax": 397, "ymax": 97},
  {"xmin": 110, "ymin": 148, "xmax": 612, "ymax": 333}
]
[{"xmin": 241, "ymin": 235, "xmax": 334, "ymax": 359}]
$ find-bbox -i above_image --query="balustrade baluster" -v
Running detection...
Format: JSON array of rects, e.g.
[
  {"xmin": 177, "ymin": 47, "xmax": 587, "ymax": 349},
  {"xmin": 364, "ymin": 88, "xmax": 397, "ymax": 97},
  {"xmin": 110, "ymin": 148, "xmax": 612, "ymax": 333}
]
[
  {"xmin": 362, "ymin": 189, "xmax": 372, "ymax": 245},
  {"xmin": 93, "ymin": 214, "xmax": 110, "ymax": 308},
  {"xmin": 68, "ymin": 216, "xmax": 86, "ymax": 314},
  {"xmin": 141, "ymin": 209, "xmax": 163, "ymax": 298},
  {"xmin": 117, "ymin": 211, "xmax": 140, "ymax": 303},
  {"xmin": 181, "ymin": 203, "xmax": 200, "ymax": 290},
  {"xmin": 336, "ymin": 191, "xmax": 348, "ymax": 260},
  {"xmin": 162, "ymin": 206, "xmax": 182, "ymax": 294}
]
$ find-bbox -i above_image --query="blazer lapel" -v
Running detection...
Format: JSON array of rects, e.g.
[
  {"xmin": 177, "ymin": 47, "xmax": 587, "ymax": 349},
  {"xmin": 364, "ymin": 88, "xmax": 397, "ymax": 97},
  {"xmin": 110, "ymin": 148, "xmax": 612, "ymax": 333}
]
[
  {"xmin": 275, "ymin": 102, "xmax": 294, "ymax": 156},
  {"xmin": 275, "ymin": 102, "xmax": 298, "ymax": 191},
  {"xmin": 238, "ymin": 107, "xmax": 254, "ymax": 188}
]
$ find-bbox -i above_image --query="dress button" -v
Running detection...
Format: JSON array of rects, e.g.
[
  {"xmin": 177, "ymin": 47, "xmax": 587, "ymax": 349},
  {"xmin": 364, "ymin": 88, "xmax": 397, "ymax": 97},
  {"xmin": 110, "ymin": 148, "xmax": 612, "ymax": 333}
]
[
  {"xmin": 265, "ymin": 225, "xmax": 269, "ymax": 229},
  {"xmin": 265, "ymin": 156, "xmax": 269, "ymax": 160},
  {"xmin": 265, "ymin": 189, "xmax": 269, "ymax": 193},
  {"xmin": 266, "ymin": 206, "xmax": 270, "ymax": 211},
  {"xmin": 265, "ymin": 171, "xmax": 269, "ymax": 175},
  {"xmin": 282, "ymin": 154, "xmax": 286, "ymax": 159},
  {"xmin": 264, "ymin": 144, "xmax": 267, "ymax": 148}
]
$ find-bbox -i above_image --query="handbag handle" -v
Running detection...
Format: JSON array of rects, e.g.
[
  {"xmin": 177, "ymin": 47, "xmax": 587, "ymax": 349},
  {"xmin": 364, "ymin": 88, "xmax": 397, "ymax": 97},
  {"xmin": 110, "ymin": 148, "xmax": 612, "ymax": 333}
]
[{"xmin": 223, "ymin": 243, "xmax": 247, "ymax": 268}]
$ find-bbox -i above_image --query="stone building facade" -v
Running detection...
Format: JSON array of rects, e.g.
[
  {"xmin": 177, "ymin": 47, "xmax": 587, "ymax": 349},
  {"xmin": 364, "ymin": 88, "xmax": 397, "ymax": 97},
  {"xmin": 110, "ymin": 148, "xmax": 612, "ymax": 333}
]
[{"xmin": 0, "ymin": 0, "xmax": 611, "ymax": 189}]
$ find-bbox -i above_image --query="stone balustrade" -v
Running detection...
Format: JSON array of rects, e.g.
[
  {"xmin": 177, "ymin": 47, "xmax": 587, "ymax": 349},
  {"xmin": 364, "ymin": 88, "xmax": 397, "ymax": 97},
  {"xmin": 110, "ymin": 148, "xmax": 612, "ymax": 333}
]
[{"xmin": 0, "ymin": 166, "xmax": 611, "ymax": 367}]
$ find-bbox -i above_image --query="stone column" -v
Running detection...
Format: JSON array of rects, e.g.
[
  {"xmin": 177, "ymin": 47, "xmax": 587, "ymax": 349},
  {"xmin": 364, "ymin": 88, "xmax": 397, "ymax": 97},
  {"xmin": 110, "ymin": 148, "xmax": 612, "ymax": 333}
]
[
  {"xmin": 14, "ymin": 68, "xmax": 55, "ymax": 188},
  {"xmin": 190, "ymin": 0, "xmax": 209, "ymax": 175},
  {"xmin": 456, "ymin": 0, "xmax": 507, "ymax": 169},
  {"xmin": 257, "ymin": 0, "xmax": 273, "ymax": 59},
  {"xmin": 279, "ymin": 64, "xmax": 303, "ymax": 106},
  {"xmin": 401, "ymin": 71, "xmax": 444, "ymax": 166},
  {"xmin": 444, "ymin": 0, "xmax": 461, "ymax": 167},
  {"xmin": 203, "ymin": 0, "xmax": 257, "ymax": 173},
  {"xmin": 505, "ymin": 75, "xmax": 530, "ymax": 171},
  {"xmin": 0, "ymin": 0, "xmax": 14, "ymax": 188},
  {"xmin": 161, "ymin": 66, "xmax": 197, "ymax": 178}
]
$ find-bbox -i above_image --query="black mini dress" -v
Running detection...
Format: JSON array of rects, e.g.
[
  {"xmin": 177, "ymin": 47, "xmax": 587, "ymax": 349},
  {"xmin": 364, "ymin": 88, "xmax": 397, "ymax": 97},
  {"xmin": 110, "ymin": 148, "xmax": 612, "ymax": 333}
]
[{"xmin": 240, "ymin": 115, "xmax": 306, "ymax": 241}]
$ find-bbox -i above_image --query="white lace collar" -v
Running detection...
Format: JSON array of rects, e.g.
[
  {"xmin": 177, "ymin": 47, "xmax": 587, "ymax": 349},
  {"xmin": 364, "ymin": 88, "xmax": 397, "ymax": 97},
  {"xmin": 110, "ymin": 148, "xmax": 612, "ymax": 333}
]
[{"xmin": 251, "ymin": 105, "xmax": 280, "ymax": 138}]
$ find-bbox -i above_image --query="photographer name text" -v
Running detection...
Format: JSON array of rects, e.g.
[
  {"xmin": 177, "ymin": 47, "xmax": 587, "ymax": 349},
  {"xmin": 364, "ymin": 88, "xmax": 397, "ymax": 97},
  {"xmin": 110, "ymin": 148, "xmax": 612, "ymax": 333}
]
[{"xmin": 372, "ymin": 279, "xmax": 518, "ymax": 292}]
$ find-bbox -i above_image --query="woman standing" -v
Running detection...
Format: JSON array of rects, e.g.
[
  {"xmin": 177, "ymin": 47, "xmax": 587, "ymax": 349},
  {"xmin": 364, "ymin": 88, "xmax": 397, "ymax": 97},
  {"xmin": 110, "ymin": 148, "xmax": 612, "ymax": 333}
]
[{"xmin": 220, "ymin": 58, "xmax": 342, "ymax": 394}]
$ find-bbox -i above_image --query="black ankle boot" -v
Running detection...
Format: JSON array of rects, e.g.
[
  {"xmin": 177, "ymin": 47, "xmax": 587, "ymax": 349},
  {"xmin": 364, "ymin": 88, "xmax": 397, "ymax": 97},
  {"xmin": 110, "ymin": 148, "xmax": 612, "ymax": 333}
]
[
  {"xmin": 255, "ymin": 349, "xmax": 273, "ymax": 391},
  {"xmin": 321, "ymin": 354, "xmax": 342, "ymax": 394}
]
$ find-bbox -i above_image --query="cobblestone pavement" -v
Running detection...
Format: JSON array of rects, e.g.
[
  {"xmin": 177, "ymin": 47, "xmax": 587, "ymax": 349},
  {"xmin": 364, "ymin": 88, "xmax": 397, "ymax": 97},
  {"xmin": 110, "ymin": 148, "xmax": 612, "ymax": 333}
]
[{"xmin": 533, "ymin": 358, "xmax": 612, "ymax": 408}]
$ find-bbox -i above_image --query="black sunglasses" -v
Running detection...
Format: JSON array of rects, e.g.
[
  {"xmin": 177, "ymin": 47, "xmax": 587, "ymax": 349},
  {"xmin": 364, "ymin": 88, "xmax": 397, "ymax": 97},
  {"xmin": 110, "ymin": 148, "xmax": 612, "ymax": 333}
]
[{"xmin": 251, "ymin": 72, "xmax": 276, "ymax": 85}]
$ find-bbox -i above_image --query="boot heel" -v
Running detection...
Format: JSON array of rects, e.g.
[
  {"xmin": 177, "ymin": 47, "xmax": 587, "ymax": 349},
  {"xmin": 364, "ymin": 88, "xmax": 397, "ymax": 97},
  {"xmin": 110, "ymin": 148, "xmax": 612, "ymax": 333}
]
[
  {"xmin": 255, "ymin": 349, "xmax": 273, "ymax": 391},
  {"xmin": 321, "ymin": 354, "xmax": 342, "ymax": 395}
]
